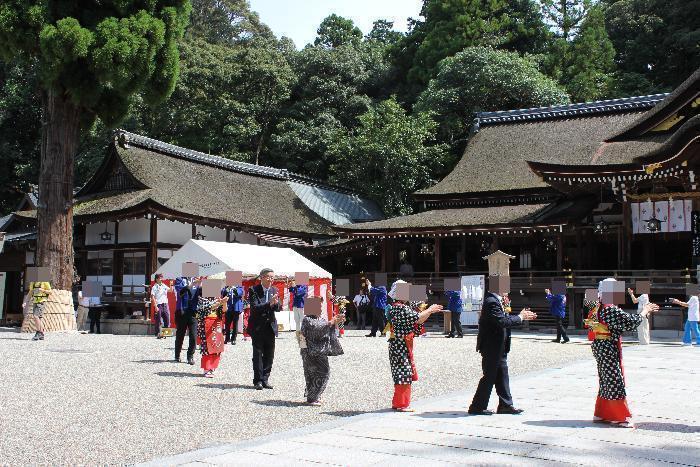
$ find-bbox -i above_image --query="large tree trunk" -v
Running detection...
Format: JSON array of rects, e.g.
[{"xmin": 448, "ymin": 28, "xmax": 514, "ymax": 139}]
[{"xmin": 37, "ymin": 89, "xmax": 81, "ymax": 290}]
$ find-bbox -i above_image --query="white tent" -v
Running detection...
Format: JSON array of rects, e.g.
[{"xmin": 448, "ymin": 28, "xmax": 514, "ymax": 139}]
[{"xmin": 155, "ymin": 239, "xmax": 331, "ymax": 280}]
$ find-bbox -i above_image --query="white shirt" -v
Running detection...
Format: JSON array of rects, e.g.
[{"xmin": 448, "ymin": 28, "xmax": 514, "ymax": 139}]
[
  {"xmin": 78, "ymin": 291, "xmax": 91, "ymax": 307},
  {"xmin": 353, "ymin": 294, "xmax": 369, "ymax": 307},
  {"xmin": 688, "ymin": 296, "xmax": 699, "ymax": 321},
  {"xmin": 151, "ymin": 283, "xmax": 170, "ymax": 305},
  {"xmin": 261, "ymin": 286, "xmax": 272, "ymax": 304},
  {"xmin": 636, "ymin": 294, "xmax": 649, "ymax": 314}
]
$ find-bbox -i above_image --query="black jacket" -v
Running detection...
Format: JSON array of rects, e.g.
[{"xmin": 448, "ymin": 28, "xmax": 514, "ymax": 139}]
[
  {"xmin": 476, "ymin": 292, "xmax": 522, "ymax": 356},
  {"xmin": 247, "ymin": 284, "xmax": 280, "ymax": 336}
]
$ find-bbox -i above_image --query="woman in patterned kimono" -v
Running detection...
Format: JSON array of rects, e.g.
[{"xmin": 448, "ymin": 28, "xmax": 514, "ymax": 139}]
[
  {"xmin": 300, "ymin": 306, "xmax": 345, "ymax": 405},
  {"xmin": 386, "ymin": 280, "xmax": 443, "ymax": 412},
  {"xmin": 196, "ymin": 294, "xmax": 229, "ymax": 378},
  {"xmin": 585, "ymin": 278, "xmax": 658, "ymax": 427}
]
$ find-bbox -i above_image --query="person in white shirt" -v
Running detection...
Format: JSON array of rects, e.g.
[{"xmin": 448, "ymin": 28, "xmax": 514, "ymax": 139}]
[
  {"xmin": 671, "ymin": 293, "xmax": 700, "ymax": 346},
  {"xmin": 151, "ymin": 274, "xmax": 173, "ymax": 339},
  {"xmin": 628, "ymin": 288, "xmax": 650, "ymax": 345},
  {"xmin": 76, "ymin": 290, "xmax": 91, "ymax": 332},
  {"xmin": 353, "ymin": 287, "xmax": 370, "ymax": 330}
]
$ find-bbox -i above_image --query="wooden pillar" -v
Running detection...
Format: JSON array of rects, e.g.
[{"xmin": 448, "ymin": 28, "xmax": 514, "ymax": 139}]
[
  {"xmin": 191, "ymin": 223, "xmax": 196, "ymax": 239},
  {"xmin": 380, "ymin": 238, "xmax": 388, "ymax": 272},
  {"xmin": 622, "ymin": 202, "xmax": 631, "ymax": 269},
  {"xmin": 575, "ymin": 226, "xmax": 583, "ymax": 270},
  {"xmin": 460, "ymin": 236, "xmax": 467, "ymax": 271},
  {"xmin": 146, "ymin": 216, "xmax": 158, "ymax": 282},
  {"xmin": 434, "ymin": 237, "xmax": 441, "ymax": 273},
  {"xmin": 556, "ymin": 232, "xmax": 564, "ymax": 271},
  {"xmin": 114, "ymin": 221, "xmax": 120, "ymax": 245},
  {"xmin": 226, "ymin": 228, "xmax": 231, "ymax": 243}
]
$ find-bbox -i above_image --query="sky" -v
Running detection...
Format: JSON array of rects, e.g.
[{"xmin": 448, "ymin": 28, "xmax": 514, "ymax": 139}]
[{"xmin": 248, "ymin": 0, "xmax": 423, "ymax": 49}]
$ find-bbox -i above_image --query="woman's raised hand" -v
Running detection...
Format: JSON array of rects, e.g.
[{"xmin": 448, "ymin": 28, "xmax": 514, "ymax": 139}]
[{"xmin": 427, "ymin": 304, "xmax": 443, "ymax": 313}]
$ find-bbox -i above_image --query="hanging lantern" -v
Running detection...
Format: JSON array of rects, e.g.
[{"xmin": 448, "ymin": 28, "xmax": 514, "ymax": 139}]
[
  {"xmin": 544, "ymin": 237, "xmax": 557, "ymax": 251},
  {"xmin": 420, "ymin": 243, "xmax": 433, "ymax": 256},
  {"xmin": 366, "ymin": 245, "xmax": 376, "ymax": 256},
  {"xmin": 344, "ymin": 257, "xmax": 353, "ymax": 267},
  {"xmin": 194, "ymin": 232, "xmax": 206, "ymax": 240},
  {"xmin": 593, "ymin": 218, "xmax": 608, "ymax": 234},
  {"xmin": 479, "ymin": 237, "xmax": 492, "ymax": 253},
  {"xmin": 645, "ymin": 217, "xmax": 663, "ymax": 233},
  {"xmin": 99, "ymin": 223, "xmax": 113, "ymax": 242}
]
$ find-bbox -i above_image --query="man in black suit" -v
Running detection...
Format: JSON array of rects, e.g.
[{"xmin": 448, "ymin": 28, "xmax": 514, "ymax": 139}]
[
  {"xmin": 468, "ymin": 287, "xmax": 537, "ymax": 415},
  {"xmin": 247, "ymin": 268, "xmax": 280, "ymax": 390}
]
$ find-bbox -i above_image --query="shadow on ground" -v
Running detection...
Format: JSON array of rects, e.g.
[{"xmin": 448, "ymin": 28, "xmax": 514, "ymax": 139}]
[
  {"xmin": 252, "ymin": 400, "xmax": 309, "ymax": 408},
  {"xmin": 156, "ymin": 371, "xmax": 200, "ymax": 378},
  {"xmin": 195, "ymin": 383, "xmax": 254, "ymax": 390}
]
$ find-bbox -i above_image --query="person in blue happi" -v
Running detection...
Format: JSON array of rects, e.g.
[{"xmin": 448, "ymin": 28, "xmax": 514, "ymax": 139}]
[
  {"xmin": 288, "ymin": 278, "xmax": 308, "ymax": 339},
  {"xmin": 445, "ymin": 289, "xmax": 464, "ymax": 338},
  {"xmin": 222, "ymin": 283, "xmax": 245, "ymax": 345},
  {"xmin": 365, "ymin": 278, "xmax": 388, "ymax": 337},
  {"xmin": 546, "ymin": 288, "xmax": 569, "ymax": 343},
  {"xmin": 174, "ymin": 276, "xmax": 201, "ymax": 364}
]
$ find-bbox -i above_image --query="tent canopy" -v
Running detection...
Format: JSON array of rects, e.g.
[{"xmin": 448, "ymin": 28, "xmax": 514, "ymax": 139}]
[{"xmin": 154, "ymin": 240, "xmax": 331, "ymax": 280}]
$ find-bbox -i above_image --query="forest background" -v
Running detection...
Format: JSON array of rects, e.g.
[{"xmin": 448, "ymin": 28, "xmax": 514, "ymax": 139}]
[{"xmin": 1, "ymin": 0, "xmax": 697, "ymax": 218}]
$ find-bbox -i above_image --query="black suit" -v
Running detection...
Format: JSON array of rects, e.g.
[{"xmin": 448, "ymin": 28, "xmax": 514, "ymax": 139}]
[
  {"xmin": 247, "ymin": 284, "xmax": 280, "ymax": 385},
  {"xmin": 469, "ymin": 292, "xmax": 523, "ymax": 412},
  {"xmin": 175, "ymin": 286, "xmax": 198, "ymax": 361}
]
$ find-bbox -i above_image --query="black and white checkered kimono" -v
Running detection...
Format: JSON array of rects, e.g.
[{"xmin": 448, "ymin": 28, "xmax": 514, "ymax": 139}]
[
  {"xmin": 388, "ymin": 303, "xmax": 419, "ymax": 385},
  {"xmin": 592, "ymin": 304, "xmax": 642, "ymax": 401}
]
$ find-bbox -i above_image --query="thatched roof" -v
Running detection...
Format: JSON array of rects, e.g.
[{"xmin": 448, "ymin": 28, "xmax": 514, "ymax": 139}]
[
  {"xmin": 336, "ymin": 199, "xmax": 602, "ymax": 236},
  {"xmin": 415, "ymin": 95, "xmax": 668, "ymax": 199},
  {"xmin": 68, "ymin": 131, "xmax": 383, "ymax": 238}
]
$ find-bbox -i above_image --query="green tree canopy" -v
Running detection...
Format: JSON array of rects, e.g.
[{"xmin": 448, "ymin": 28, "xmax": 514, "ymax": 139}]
[
  {"xmin": 391, "ymin": 0, "xmax": 552, "ymax": 101},
  {"xmin": 366, "ymin": 19, "xmax": 403, "ymax": 45},
  {"xmin": 602, "ymin": 0, "xmax": 700, "ymax": 92},
  {"xmin": 540, "ymin": 0, "xmax": 594, "ymax": 40},
  {"xmin": 563, "ymin": 6, "xmax": 616, "ymax": 102},
  {"xmin": 187, "ymin": 0, "xmax": 273, "ymax": 44},
  {"xmin": 416, "ymin": 47, "xmax": 569, "ymax": 160},
  {"xmin": 329, "ymin": 97, "xmax": 448, "ymax": 217},
  {"xmin": 0, "ymin": 1, "xmax": 191, "ymax": 288},
  {"xmin": 314, "ymin": 14, "xmax": 363, "ymax": 49}
]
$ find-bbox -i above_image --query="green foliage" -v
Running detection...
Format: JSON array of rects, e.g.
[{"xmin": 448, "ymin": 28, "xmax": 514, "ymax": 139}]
[
  {"xmin": 314, "ymin": 14, "xmax": 363, "ymax": 49},
  {"xmin": 0, "ymin": 0, "xmax": 192, "ymax": 128},
  {"xmin": 540, "ymin": 0, "xmax": 593, "ymax": 40},
  {"xmin": 329, "ymin": 97, "xmax": 448, "ymax": 217},
  {"xmin": 392, "ymin": 0, "xmax": 552, "ymax": 100},
  {"xmin": 563, "ymin": 6, "xmax": 616, "ymax": 101},
  {"xmin": 366, "ymin": 20, "xmax": 403, "ymax": 45},
  {"xmin": 602, "ymin": 0, "xmax": 700, "ymax": 92},
  {"xmin": 0, "ymin": 58, "xmax": 41, "ymax": 213},
  {"xmin": 416, "ymin": 47, "xmax": 569, "ymax": 158},
  {"xmin": 187, "ymin": 0, "xmax": 273, "ymax": 44}
]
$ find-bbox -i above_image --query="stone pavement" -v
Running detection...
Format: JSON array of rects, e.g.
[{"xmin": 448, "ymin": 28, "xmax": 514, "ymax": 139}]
[{"xmin": 144, "ymin": 340, "xmax": 699, "ymax": 466}]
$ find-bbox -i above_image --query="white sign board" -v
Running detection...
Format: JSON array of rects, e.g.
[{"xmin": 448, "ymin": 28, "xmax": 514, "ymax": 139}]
[{"xmin": 460, "ymin": 275, "xmax": 484, "ymax": 326}]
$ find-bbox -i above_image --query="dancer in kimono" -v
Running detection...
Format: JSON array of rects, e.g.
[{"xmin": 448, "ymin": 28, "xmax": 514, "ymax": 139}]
[
  {"xmin": 196, "ymin": 294, "xmax": 229, "ymax": 378},
  {"xmin": 585, "ymin": 279, "xmax": 658, "ymax": 427},
  {"xmin": 300, "ymin": 309, "xmax": 345, "ymax": 405},
  {"xmin": 386, "ymin": 280, "xmax": 443, "ymax": 411}
]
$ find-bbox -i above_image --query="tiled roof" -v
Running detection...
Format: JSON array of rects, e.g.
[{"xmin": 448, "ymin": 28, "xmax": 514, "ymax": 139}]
[
  {"xmin": 288, "ymin": 181, "xmax": 383, "ymax": 225},
  {"xmin": 476, "ymin": 94, "xmax": 667, "ymax": 126}
]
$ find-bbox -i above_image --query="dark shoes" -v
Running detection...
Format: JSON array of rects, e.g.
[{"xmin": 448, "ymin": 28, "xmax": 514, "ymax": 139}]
[
  {"xmin": 561, "ymin": 338, "xmax": 570, "ymax": 344},
  {"xmin": 232, "ymin": 340, "xmax": 237, "ymax": 345},
  {"xmin": 365, "ymin": 334, "xmax": 376, "ymax": 337},
  {"xmin": 32, "ymin": 332, "xmax": 44, "ymax": 341},
  {"xmin": 468, "ymin": 409, "xmax": 494, "ymax": 416},
  {"xmin": 187, "ymin": 356, "xmax": 195, "ymax": 365},
  {"xmin": 254, "ymin": 382, "xmax": 263, "ymax": 390},
  {"xmin": 262, "ymin": 382, "xmax": 274, "ymax": 390},
  {"xmin": 175, "ymin": 356, "xmax": 181, "ymax": 363},
  {"xmin": 456, "ymin": 335, "xmax": 463, "ymax": 338},
  {"xmin": 497, "ymin": 406, "xmax": 524, "ymax": 415},
  {"xmin": 551, "ymin": 339, "xmax": 560, "ymax": 343},
  {"xmin": 445, "ymin": 334, "xmax": 454, "ymax": 338}
]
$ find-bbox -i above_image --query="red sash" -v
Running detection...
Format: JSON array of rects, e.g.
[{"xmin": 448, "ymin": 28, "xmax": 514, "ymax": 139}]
[
  {"xmin": 405, "ymin": 333, "xmax": 418, "ymax": 381},
  {"xmin": 205, "ymin": 317, "xmax": 225, "ymax": 354}
]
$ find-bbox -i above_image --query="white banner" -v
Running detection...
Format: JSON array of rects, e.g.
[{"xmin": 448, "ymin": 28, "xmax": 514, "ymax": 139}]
[
  {"xmin": 460, "ymin": 275, "xmax": 484, "ymax": 326},
  {"xmin": 632, "ymin": 200, "xmax": 691, "ymax": 234}
]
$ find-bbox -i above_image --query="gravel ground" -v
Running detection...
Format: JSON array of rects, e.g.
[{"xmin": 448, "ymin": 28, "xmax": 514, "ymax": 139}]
[{"xmin": 0, "ymin": 327, "xmax": 590, "ymax": 465}]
